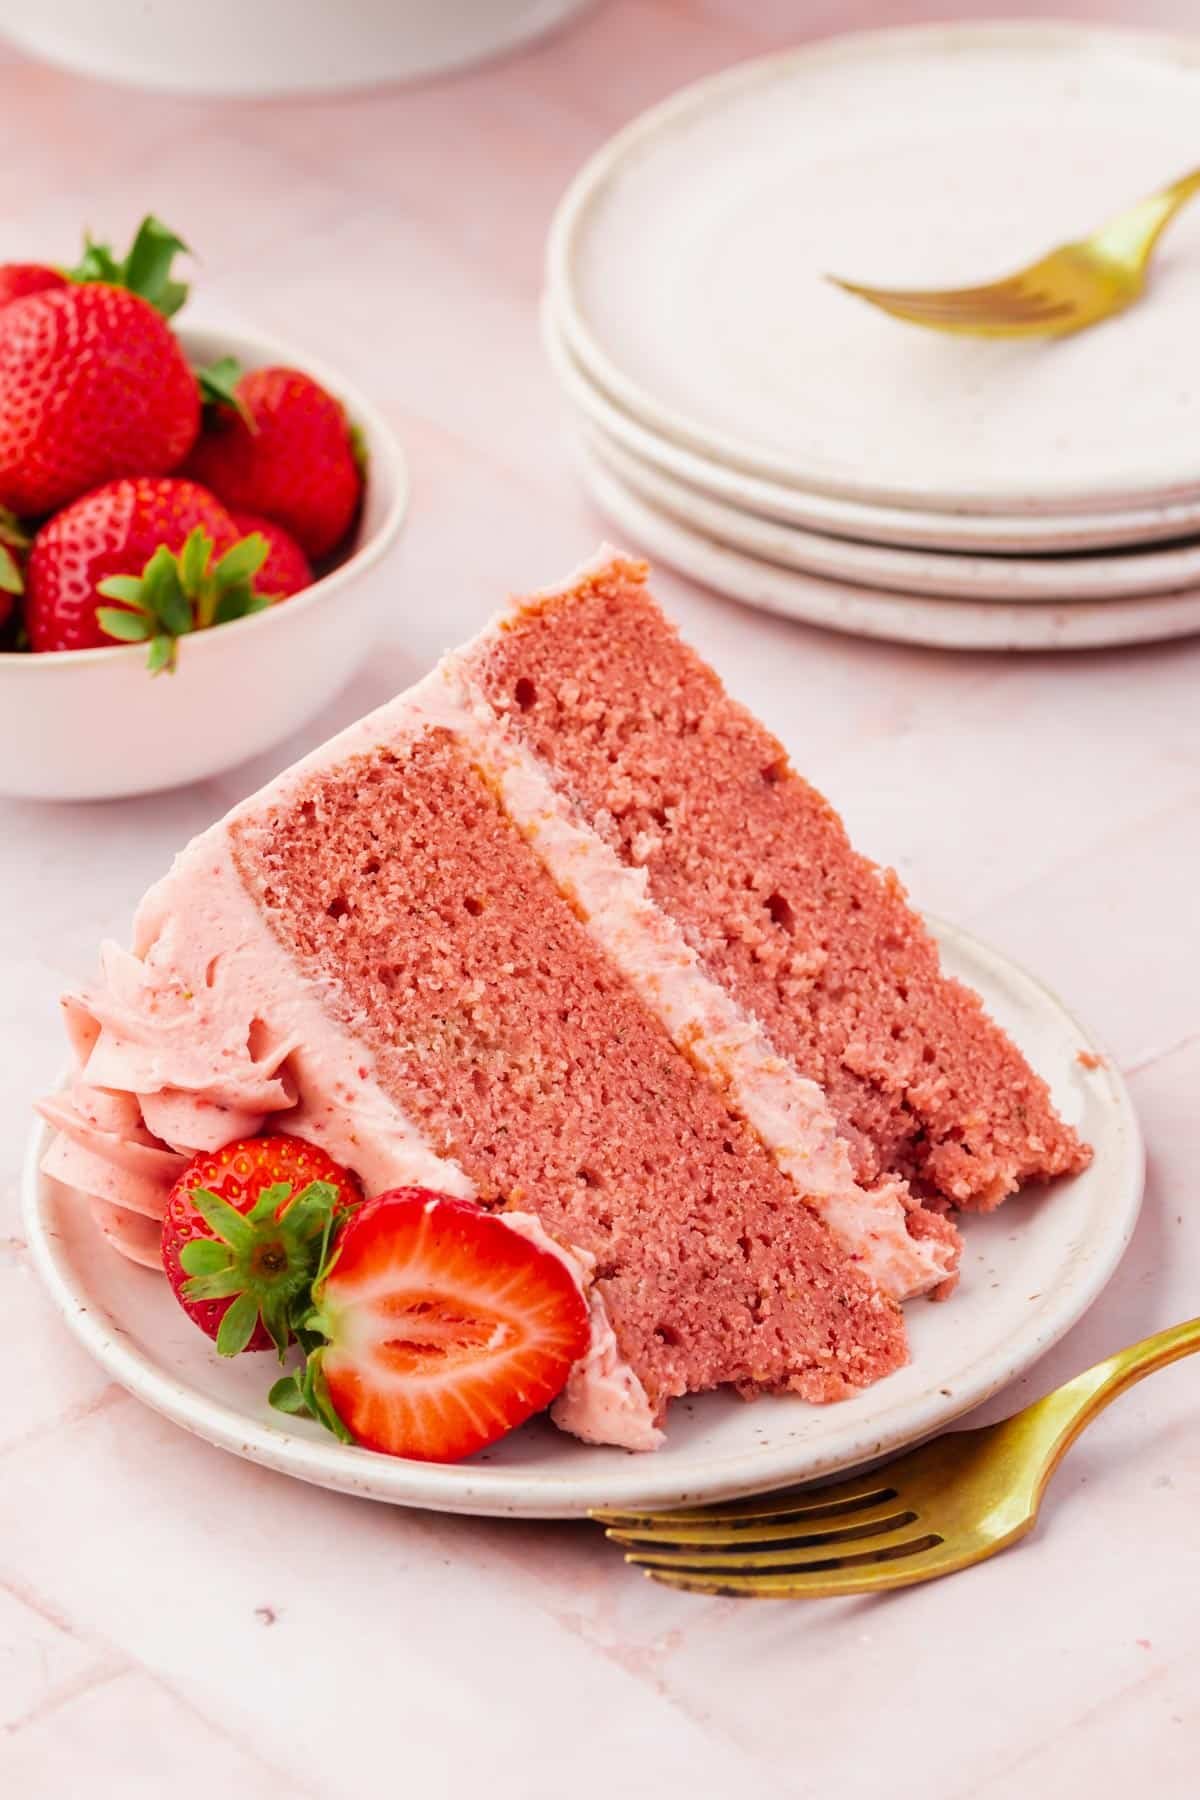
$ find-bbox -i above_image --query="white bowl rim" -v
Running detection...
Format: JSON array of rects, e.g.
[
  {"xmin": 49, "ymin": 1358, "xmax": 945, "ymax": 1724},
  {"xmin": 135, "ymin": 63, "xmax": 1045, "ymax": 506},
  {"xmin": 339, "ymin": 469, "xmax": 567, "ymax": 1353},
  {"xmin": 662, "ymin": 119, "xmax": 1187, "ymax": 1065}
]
[{"xmin": 0, "ymin": 321, "xmax": 409, "ymax": 673}]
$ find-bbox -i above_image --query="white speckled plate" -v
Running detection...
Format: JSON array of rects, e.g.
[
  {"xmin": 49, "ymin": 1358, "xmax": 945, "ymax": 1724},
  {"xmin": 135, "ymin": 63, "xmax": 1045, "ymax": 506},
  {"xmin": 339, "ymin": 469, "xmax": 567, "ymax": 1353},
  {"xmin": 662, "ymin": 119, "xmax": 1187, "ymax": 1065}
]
[
  {"xmin": 542, "ymin": 298, "xmax": 1200, "ymax": 555},
  {"xmin": 548, "ymin": 22, "xmax": 1200, "ymax": 515},
  {"xmin": 24, "ymin": 921, "xmax": 1141, "ymax": 1518},
  {"xmin": 585, "ymin": 426, "xmax": 1200, "ymax": 605},
  {"xmin": 579, "ymin": 447, "xmax": 1200, "ymax": 652}
]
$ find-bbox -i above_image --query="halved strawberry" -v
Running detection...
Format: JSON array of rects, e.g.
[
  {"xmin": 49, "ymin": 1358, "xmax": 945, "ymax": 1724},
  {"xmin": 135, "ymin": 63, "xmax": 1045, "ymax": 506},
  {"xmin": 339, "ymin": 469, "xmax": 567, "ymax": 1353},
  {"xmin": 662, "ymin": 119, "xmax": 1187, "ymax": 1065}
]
[
  {"xmin": 270, "ymin": 1190, "xmax": 591, "ymax": 1462},
  {"xmin": 161, "ymin": 1135, "xmax": 361, "ymax": 1356}
]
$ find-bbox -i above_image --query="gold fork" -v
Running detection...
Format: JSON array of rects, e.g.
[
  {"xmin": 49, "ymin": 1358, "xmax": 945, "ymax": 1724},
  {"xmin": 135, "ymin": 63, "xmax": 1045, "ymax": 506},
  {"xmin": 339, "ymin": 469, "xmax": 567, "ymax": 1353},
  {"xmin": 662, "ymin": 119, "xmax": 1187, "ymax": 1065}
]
[
  {"xmin": 592, "ymin": 1317, "xmax": 1199, "ymax": 1598},
  {"xmin": 828, "ymin": 165, "xmax": 1200, "ymax": 337}
]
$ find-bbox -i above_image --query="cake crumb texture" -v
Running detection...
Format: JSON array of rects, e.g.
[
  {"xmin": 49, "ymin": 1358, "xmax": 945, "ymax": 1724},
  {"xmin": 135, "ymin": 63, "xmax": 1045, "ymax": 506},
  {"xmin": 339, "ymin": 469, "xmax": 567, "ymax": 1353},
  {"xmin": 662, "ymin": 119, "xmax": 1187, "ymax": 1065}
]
[
  {"xmin": 233, "ymin": 730, "xmax": 908, "ymax": 1420},
  {"xmin": 474, "ymin": 564, "xmax": 1091, "ymax": 1210}
]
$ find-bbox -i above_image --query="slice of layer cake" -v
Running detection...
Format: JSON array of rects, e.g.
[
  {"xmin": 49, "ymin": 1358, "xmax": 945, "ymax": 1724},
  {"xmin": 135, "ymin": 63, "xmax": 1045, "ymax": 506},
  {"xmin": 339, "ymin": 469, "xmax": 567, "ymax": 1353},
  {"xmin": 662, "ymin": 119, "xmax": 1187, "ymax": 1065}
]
[{"xmin": 40, "ymin": 552, "xmax": 1087, "ymax": 1452}]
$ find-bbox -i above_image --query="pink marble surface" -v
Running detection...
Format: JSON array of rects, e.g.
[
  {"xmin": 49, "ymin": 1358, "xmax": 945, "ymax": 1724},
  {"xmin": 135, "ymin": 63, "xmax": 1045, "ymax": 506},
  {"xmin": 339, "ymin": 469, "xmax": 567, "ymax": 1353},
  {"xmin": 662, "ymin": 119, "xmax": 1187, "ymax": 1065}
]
[{"xmin": 3, "ymin": 5, "xmax": 1200, "ymax": 1795}]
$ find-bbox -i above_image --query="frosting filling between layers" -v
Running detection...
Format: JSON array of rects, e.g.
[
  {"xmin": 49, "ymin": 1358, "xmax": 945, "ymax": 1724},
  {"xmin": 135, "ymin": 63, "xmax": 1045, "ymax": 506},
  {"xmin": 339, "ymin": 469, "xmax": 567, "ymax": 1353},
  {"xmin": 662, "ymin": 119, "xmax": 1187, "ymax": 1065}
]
[{"xmin": 403, "ymin": 657, "xmax": 958, "ymax": 1303}]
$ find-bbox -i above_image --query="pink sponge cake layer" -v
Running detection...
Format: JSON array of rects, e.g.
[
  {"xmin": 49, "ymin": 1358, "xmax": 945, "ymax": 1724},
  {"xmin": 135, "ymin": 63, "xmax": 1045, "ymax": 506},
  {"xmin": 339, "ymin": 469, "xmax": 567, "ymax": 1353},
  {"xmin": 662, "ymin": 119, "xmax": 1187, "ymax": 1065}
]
[
  {"xmin": 232, "ymin": 728, "xmax": 906, "ymax": 1419},
  {"xmin": 469, "ymin": 560, "xmax": 1091, "ymax": 1211},
  {"xmin": 38, "ymin": 550, "xmax": 1087, "ymax": 1453}
]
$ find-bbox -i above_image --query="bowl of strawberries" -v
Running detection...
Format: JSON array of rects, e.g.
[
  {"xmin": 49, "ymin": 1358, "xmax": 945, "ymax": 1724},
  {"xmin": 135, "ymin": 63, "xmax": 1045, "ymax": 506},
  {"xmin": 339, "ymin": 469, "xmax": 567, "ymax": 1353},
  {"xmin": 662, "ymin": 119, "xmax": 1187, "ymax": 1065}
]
[{"xmin": 0, "ymin": 218, "xmax": 408, "ymax": 801}]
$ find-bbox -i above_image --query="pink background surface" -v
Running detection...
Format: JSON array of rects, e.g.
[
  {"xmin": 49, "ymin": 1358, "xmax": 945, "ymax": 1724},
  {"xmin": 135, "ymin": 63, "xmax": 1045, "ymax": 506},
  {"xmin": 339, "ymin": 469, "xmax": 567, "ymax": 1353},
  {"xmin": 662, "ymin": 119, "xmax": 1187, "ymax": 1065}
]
[{"xmin": 3, "ymin": 6, "xmax": 1199, "ymax": 1795}]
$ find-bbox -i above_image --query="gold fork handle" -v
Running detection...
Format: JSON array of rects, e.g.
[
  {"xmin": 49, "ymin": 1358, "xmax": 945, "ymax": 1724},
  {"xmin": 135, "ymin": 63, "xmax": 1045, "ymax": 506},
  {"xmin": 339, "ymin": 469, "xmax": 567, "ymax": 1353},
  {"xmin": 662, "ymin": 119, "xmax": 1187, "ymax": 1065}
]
[
  {"xmin": 1009, "ymin": 1317, "xmax": 1200, "ymax": 1503},
  {"xmin": 1163, "ymin": 165, "xmax": 1200, "ymax": 206},
  {"xmin": 1090, "ymin": 165, "xmax": 1200, "ymax": 274}
]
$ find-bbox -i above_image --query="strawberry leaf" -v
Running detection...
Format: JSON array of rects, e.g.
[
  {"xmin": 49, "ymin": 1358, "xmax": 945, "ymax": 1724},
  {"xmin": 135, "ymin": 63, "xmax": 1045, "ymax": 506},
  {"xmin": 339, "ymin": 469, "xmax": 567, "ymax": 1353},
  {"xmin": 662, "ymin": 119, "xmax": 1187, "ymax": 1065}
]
[
  {"xmin": 179, "ymin": 1239, "xmax": 234, "ymax": 1276},
  {"xmin": 260, "ymin": 1303, "xmax": 286, "ymax": 1359},
  {"xmin": 312, "ymin": 1202, "xmax": 352, "ymax": 1295},
  {"xmin": 95, "ymin": 606, "xmax": 153, "ymax": 643},
  {"xmin": 189, "ymin": 1185, "xmax": 257, "ymax": 1252},
  {"xmin": 348, "ymin": 418, "xmax": 369, "ymax": 480},
  {"xmin": 178, "ymin": 526, "xmax": 213, "ymax": 594},
  {"xmin": 146, "ymin": 633, "xmax": 176, "ymax": 675},
  {"xmin": 97, "ymin": 522, "xmax": 274, "ymax": 671},
  {"xmin": 181, "ymin": 1176, "xmax": 354, "ymax": 1365},
  {"xmin": 195, "ymin": 355, "xmax": 254, "ymax": 428},
  {"xmin": 302, "ymin": 1349, "xmax": 354, "ymax": 1444},
  {"xmin": 216, "ymin": 1290, "xmax": 261, "ymax": 1358},
  {"xmin": 267, "ymin": 1353, "xmax": 353, "ymax": 1440},
  {"xmin": 121, "ymin": 216, "xmax": 190, "ymax": 317},
  {"xmin": 182, "ymin": 1266, "xmax": 248, "ymax": 1303},
  {"xmin": 0, "ymin": 544, "xmax": 23, "ymax": 597},
  {"xmin": 196, "ymin": 354, "xmax": 241, "ymax": 408},
  {"xmin": 160, "ymin": 279, "xmax": 188, "ymax": 319},
  {"xmin": 215, "ymin": 533, "xmax": 268, "ymax": 586},
  {"xmin": 70, "ymin": 233, "xmax": 123, "ymax": 286},
  {"xmin": 269, "ymin": 1374, "xmax": 309, "ymax": 1417},
  {"xmin": 282, "ymin": 1180, "xmax": 340, "ymax": 1242},
  {"xmin": 69, "ymin": 216, "xmax": 191, "ymax": 317},
  {"xmin": 214, "ymin": 583, "xmax": 270, "ymax": 626},
  {"xmin": 261, "ymin": 1292, "xmax": 292, "ymax": 1362},
  {"xmin": 95, "ymin": 576, "xmax": 151, "ymax": 610},
  {"xmin": 140, "ymin": 545, "xmax": 191, "ymax": 636},
  {"xmin": 0, "ymin": 506, "xmax": 29, "ymax": 551},
  {"xmin": 245, "ymin": 1180, "xmax": 293, "ymax": 1227}
]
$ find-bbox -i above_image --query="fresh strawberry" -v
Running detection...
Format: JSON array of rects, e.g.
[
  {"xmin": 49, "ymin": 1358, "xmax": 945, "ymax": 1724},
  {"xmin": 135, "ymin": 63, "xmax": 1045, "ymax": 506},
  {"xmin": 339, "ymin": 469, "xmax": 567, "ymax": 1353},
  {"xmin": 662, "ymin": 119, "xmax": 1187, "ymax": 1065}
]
[
  {"xmin": 0, "ymin": 220, "xmax": 199, "ymax": 514},
  {"xmin": 0, "ymin": 264, "xmax": 67, "ymax": 309},
  {"xmin": 0, "ymin": 285, "xmax": 199, "ymax": 516},
  {"xmin": 25, "ymin": 475, "xmax": 264, "ymax": 666},
  {"xmin": 186, "ymin": 366, "xmax": 364, "ymax": 559},
  {"xmin": 162, "ymin": 1135, "xmax": 361, "ymax": 1357},
  {"xmin": 270, "ymin": 1190, "xmax": 591, "ymax": 1462},
  {"xmin": 0, "ymin": 219, "xmax": 199, "ymax": 518},
  {"xmin": 229, "ymin": 509, "xmax": 312, "ymax": 600}
]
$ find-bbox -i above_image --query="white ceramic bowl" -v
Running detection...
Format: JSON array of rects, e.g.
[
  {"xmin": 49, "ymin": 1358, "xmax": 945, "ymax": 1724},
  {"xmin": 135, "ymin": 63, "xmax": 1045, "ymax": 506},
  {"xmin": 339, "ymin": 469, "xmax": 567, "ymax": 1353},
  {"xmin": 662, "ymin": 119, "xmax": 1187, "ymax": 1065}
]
[
  {"xmin": 0, "ymin": 325, "xmax": 408, "ymax": 802},
  {"xmin": 0, "ymin": 0, "xmax": 590, "ymax": 95}
]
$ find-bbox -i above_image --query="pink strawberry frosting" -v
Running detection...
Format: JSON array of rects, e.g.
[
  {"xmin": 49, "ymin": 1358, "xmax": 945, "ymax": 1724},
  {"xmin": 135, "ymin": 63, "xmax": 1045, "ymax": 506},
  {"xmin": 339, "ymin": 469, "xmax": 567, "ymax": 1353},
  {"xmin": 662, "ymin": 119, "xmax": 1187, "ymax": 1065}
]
[{"xmin": 38, "ymin": 824, "xmax": 662, "ymax": 1451}]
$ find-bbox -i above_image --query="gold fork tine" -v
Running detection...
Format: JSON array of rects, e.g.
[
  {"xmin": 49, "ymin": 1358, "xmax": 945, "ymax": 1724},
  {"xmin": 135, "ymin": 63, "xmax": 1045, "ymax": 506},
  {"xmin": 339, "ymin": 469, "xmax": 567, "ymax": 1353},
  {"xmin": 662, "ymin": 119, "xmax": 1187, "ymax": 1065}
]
[
  {"xmin": 592, "ymin": 1320, "xmax": 1200, "ymax": 1599},
  {"xmin": 829, "ymin": 274, "xmax": 1029, "ymax": 309},
  {"xmin": 618, "ymin": 1518, "xmax": 924, "ymax": 1570},
  {"xmin": 859, "ymin": 296, "xmax": 1078, "ymax": 336},
  {"xmin": 641, "ymin": 1536, "xmax": 953, "ymax": 1600},
  {"xmin": 872, "ymin": 301, "xmax": 1073, "ymax": 326},
  {"xmin": 604, "ymin": 1498, "xmax": 915, "ymax": 1548},
  {"xmin": 848, "ymin": 286, "xmax": 1076, "ymax": 324},
  {"xmin": 899, "ymin": 288, "xmax": 1062, "ymax": 318},
  {"xmin": 594, "ymin": 1474, "xmax": 898, "ymax": 1529},
  {"xmin": 827, "ymin": 162, "xmax": 1200, "ymax": 337}
]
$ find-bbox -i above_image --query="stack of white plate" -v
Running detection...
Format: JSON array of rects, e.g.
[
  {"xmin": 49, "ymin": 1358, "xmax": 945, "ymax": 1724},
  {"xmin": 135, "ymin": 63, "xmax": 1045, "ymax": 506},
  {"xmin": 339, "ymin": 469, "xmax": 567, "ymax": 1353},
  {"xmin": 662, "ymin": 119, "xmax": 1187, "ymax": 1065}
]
[{"xmin": 543, "ymin": 22, "xmax": 1200, "ymax": 651}]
